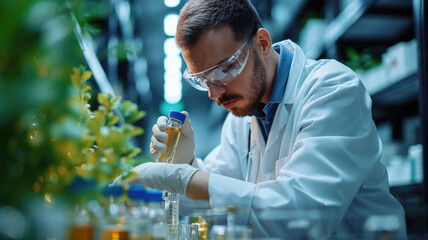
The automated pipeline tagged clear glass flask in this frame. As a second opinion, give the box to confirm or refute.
[158,111,186,163]
[68,203,94,240]
[157,111,186,240]
[127,185,151,240]
[189,215,208,240]
[100,185,129,240]
[145,189,168,240]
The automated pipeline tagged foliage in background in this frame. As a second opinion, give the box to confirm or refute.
[299,10,323,29]
[344,48,382,71]
[0,1,150,239]
[0,0,146,209]
[69,66,145,191]
[0,0,85,207]
[109,41,139,60]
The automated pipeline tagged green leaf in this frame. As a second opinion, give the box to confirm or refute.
[72,67,80,75]
[81,22,101,36]
[86,118,101,133]
[112,97,121,103]
[80,71,92,82]
[119,100,146,124]
[130,111,146,123]
[109,41,138,60]
[130,126,144,136]
[121,170,138,181]
[82,85,92,93]
[84,92,91,102]
[97,93,109,108]
[93,111,105,125]
[127,147,141,158]
[104,128,124,148]
[108,115,120,126]
[71,74,80,87]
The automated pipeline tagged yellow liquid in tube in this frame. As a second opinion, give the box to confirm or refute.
[129,236,153,240]
[68,225,94,240]
[158,127,181,163]
[101,229,129,240]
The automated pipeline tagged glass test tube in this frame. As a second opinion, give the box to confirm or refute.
[158,111,184,163]
[158,111,186,239]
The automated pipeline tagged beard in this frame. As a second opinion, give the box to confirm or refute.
[217,48,267,117]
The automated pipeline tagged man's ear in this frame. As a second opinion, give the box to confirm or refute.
[254,28,272,57]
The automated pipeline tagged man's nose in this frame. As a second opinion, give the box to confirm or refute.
[206,82,226,100]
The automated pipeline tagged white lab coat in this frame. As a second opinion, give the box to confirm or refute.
[192,40,406,239]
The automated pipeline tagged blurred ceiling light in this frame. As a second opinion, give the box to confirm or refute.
[163,11,182,105]
[164,81,182,104]
[164,55,182,72]
[164,14,179,36]
[164,71,182,84]
[164,68,182,104]
[164,0,180,8]
[165,81,182,92]
[164,37,180,55]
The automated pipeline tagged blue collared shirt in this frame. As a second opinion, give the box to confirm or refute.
[252,43,293,142]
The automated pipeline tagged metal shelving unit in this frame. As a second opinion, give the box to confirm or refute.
[413,0,428,234]
[371,73,419,105]
[278,0,427,235]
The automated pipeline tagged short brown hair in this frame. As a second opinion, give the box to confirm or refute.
[175,0,263,49]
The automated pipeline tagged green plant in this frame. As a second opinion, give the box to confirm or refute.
[70,66,146,187]
[0,0,147,208]
[0,0,86,207]
[0,1,149,239]
[344,48,382,71]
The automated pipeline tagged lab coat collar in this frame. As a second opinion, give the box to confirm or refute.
[268,40,306,137]
[251,40,306,156]
[274,40,307,105]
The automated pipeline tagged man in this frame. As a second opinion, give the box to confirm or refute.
[117,0,406,238]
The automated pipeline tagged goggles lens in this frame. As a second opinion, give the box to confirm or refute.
[183,34,253,91]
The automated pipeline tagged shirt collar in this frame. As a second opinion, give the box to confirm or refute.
[252,43,293,119]
[270,43,293,104]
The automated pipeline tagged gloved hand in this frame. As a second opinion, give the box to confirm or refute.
[112,162,198,197]
[150,111,195,164]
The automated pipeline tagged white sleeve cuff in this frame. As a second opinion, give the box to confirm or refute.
[191,157,207,171]
[208,173,256,223]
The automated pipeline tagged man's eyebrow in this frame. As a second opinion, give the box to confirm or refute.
[214,53,236,67]
[212,38,249,67]
[214,57,230,66]
[207,45,242,71]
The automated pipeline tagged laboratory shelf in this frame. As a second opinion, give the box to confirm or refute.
[280,0,311,39]
[370,74,419,125]
[325,0,413,45]
[304,0,415,59]
[271,0,325,44]
[390,183,423,195]
[371,73,419,105]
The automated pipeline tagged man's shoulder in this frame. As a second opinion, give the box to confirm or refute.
[287,58,364,106]
[304,59,360,87]
[306,58,354,75]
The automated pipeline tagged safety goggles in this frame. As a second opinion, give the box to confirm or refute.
[183,33,254,91]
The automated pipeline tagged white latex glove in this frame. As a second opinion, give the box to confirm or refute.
[112,162,198,196]
[150,111,195,164]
